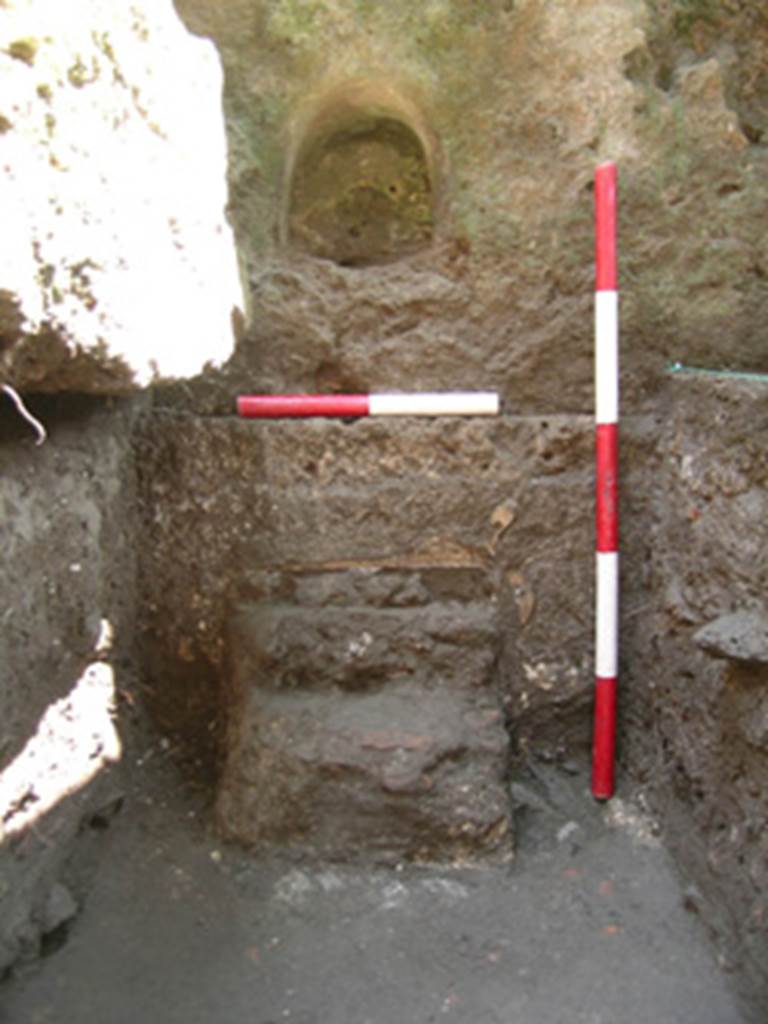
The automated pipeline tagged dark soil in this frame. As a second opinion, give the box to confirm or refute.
[0,745,749,1024]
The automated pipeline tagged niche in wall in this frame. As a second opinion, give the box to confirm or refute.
[287,86,436,267]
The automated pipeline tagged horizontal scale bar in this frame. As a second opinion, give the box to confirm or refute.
[237,392,500,419]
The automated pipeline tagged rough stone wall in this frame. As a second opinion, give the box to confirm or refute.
[172,0,768,417]
[135,405,594,860]
[143,0,768,942]
[0,397,138,972]
[1,0,768,1000]
[0,400,136,753]
[620,379,768,1006]
[131,0,768,1000]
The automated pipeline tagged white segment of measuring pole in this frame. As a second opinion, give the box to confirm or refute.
[595,551,619,678]
[368,392,499,417]
[595,291,619,425]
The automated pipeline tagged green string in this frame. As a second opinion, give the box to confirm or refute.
[666,362,768,383]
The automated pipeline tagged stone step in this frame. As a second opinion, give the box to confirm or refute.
[216,683,511,863]
[145,412,592,491]
[229,595,498,693]
[241,562,494,606]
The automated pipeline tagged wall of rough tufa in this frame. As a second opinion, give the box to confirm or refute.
[1,0,768,1009]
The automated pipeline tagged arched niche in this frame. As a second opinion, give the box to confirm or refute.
[284,81,437,267]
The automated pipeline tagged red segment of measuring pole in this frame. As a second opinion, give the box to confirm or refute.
[595,162,617,291]
[595,423,618,552]
[237,394,370,418]
[592,676,617,799]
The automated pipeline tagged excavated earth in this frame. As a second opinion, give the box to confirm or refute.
[0,742,751,1024]
[1,0,768,1021]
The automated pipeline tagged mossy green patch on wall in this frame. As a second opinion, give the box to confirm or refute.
[648,0,720,37]
[267,0,328,45]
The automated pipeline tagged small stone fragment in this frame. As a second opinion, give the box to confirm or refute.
[694,612,768,665]
[42,883,78,934]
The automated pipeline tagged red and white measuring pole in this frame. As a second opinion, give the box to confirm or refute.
[237,392,499,418]
[592,161,619,800]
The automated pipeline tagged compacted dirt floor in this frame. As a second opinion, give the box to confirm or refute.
[0,737,751,1024]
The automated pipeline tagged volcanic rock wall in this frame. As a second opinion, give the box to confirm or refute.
[621,378,768,1004]
[1,0,768,1002]
[135,403,594,862]
[0,397,137,972]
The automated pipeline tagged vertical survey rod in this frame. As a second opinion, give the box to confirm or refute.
[592,161,619,800]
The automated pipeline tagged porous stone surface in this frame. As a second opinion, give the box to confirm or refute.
[2,0,768,1009]
[135,410,595,777]
[0,0,242,393]
[619,380,768,1007]
[150,1,767,950]
[217,684,510,862]
[228,590,497,693]
[168,0,768,419]
[0,396,136,974]
[215,579,508,860]
[135,409,594,859]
